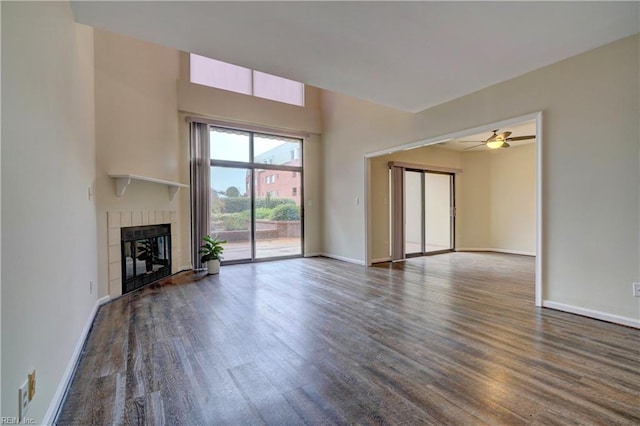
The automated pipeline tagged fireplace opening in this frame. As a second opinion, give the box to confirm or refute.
[121,224,171,294]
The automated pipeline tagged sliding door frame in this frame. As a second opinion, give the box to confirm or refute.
[426,171,456,255]
[389,162,461,261]
[403,168,456,259]
[209,127,305,265]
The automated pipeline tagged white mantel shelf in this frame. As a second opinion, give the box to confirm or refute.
[109,174,189,201]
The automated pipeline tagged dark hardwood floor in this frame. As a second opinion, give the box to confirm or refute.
[56,253,640,425]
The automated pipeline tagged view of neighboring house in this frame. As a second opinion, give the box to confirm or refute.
[251,143,302,203]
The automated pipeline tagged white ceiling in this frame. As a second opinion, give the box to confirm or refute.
[437,121,536,152]
[70,1,639,112]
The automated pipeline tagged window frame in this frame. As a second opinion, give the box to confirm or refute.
[190,53,305,107]
[209,125,304,264]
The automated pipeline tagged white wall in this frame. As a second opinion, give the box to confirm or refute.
[2,2,97,421]
[323,35,639,323]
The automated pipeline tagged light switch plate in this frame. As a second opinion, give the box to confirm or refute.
[18,380,29,418]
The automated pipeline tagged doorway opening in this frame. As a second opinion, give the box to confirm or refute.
[365,112,542,306]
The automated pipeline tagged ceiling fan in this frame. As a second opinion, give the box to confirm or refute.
[460,129,535,150]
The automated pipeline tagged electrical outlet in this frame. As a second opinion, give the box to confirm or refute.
[28,370,36,401]
[633,283,640,297]
[18,380,30,418]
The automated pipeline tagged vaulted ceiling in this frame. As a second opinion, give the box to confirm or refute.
[71,1,639,112]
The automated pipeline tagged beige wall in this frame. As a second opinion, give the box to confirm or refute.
[489,144,536,253]
[323,35,639,322]
[94,33,325,298]
[413,36,639,320]
[1,7,637,422]
[177,52,324,256]
[458,144,536,254]
[2,2,97,421]
[177,53,323,128]
[368,147,461,261]
[369,143,535,260]
[94,29,187,298]
[457,151,492,249]
[323,94,416,262]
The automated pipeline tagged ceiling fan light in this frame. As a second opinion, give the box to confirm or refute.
[486,140,505,149]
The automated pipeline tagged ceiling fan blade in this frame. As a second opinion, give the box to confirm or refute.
[458,141,484,143]
[464,144,485,150]
[488,131,511,142]
[502,142,510,148]
[506,135,536,141]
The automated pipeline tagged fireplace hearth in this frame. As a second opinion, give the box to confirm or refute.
[121,224,171,294]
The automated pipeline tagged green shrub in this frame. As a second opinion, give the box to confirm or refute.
[270,204,300,221]
[221,211,250,231]
[255,197,295,210]
[255,207,272,219]
[221,197,294,213]
[223,197,251,214]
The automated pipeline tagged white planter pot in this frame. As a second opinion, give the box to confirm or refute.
[206,259,220,275]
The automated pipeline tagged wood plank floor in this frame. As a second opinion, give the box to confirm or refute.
[56,253,640,425]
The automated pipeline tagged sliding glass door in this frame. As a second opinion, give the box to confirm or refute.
[425,173,453,253]
[405,171,423,255]
[404,170,454,257]
[210,166,253,262]
[209,127,303,263]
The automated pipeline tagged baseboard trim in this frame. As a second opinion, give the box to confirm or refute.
[42,295,110,424]
[318,252,366,266]
[371,257,392,264]
[304,252,323,258]
[456,248,536,256]
[543,300,640,329]
[177,265,192,273]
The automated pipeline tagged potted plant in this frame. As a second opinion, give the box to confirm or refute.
[199,235,226,274]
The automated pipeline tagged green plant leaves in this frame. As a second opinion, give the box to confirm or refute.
[200,235,227,263]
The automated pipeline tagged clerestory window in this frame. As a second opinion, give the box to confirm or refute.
[190,54,305,107]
